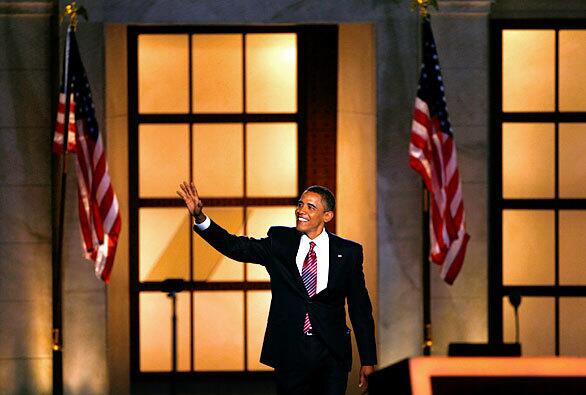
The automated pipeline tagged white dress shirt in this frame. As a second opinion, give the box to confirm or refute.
[296,229,329,294]
[195,216,330,293]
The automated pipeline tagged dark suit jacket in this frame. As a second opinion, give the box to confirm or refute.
[194,219,377,372]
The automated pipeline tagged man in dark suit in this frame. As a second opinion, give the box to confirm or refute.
[177,181,376,395]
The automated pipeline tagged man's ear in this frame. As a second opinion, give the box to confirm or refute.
[324,210,334,223]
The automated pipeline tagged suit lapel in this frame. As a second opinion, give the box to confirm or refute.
[326,232,342,291]
[282,231,307,294]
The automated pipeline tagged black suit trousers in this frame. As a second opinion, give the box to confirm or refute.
[275,334,348,395]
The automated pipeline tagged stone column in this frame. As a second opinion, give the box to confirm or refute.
[0,2,53,394]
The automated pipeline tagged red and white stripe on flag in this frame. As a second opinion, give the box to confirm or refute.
[74,116,121,283]
[409,97,470,285]
[53,27,121,283]
[53,92,77,154]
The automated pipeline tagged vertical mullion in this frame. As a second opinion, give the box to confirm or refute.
[554,28,560,356]
[242,32,249,372]
[188,33,195,372]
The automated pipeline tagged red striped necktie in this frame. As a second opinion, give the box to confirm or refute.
[302,241,317,333]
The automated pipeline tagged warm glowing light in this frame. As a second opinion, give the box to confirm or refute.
[139,208,189,281]
[247,291,273,371]
[559,211,586,284]
[409,357,586,395]
[138,34,189,113]
[502,123,554,198]
[559,123,586,198]
[194,292,244,371]
[139,124,189,198]
[559,30,586,111]
[139,292,191,372]
[246,33,297,113]
[193,34,243,113]
[502,30,555,112]
[502,210,554,285]
[193,124,243,197]
[246,123,298,197]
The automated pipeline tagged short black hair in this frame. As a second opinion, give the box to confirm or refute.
[304,185,335,211]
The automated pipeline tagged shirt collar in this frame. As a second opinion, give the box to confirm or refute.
[301,228,329,248]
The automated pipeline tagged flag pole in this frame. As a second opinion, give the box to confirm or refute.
[53,3,79,393]
[413,0,435,357]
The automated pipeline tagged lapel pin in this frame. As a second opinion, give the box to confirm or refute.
[337,254,342,258]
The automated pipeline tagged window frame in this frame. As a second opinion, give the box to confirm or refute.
[489,18,586,353]
[127,24,338,380]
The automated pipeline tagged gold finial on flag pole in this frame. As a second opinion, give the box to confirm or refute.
[412,0,438,17]
[60,1,88,30]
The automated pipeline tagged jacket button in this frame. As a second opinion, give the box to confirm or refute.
[307,301,313,305]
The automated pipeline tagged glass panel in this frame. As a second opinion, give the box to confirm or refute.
[559,123,586,198]
[503,296,554,355]
[246,123,298,197]
[140,208,189,282]
[138,34,188,113]
[194,291,244,371]
[193,124,243,197]
[502,30,555,112]
[559,211,586,285]
[247,291,272,371]
[194,207,244,282]
[192,34,243,113]
[560,297,586,356]
[140,292,190,371]
[246,206,296,281]
[246,33,297,113]
[503,210,554,285]
[559,30,586,111]
[139,124,189,198]
[502,123,554,198]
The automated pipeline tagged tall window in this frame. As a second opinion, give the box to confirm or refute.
[490,20,586,356]
[128,26,337,378]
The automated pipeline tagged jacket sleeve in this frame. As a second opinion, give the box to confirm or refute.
[347,245,378,366]
[193,219,271,265]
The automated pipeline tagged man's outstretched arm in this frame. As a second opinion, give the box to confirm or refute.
[177,181,271,265]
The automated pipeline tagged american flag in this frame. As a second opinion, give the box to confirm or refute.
[408,17,470,285]
[53,26,121,283]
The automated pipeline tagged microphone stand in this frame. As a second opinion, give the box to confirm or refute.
[162,279,186,395]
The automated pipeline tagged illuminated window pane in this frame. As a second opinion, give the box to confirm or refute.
[559,31,586,111]
[246,34,297,113]
[139,124,189,198]
[194,291,244,371]
[559,211,586,285]
[503,210,554,285]
[246,123,297,197]
[140,292,190,371]
[194,207,244,282]
[246,206,296,281]
[193,34,243,113]
[193,124,243,197]
[502,30,554,112]
[140,208,189,282]
[559,123,586,198]
[503,297,554,355]
[247,291,272,371]
[560,298,586,356]
[502,123,554,198]
[139,34,188,113]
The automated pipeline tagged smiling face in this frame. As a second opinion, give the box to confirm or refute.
[295,191,334,239]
